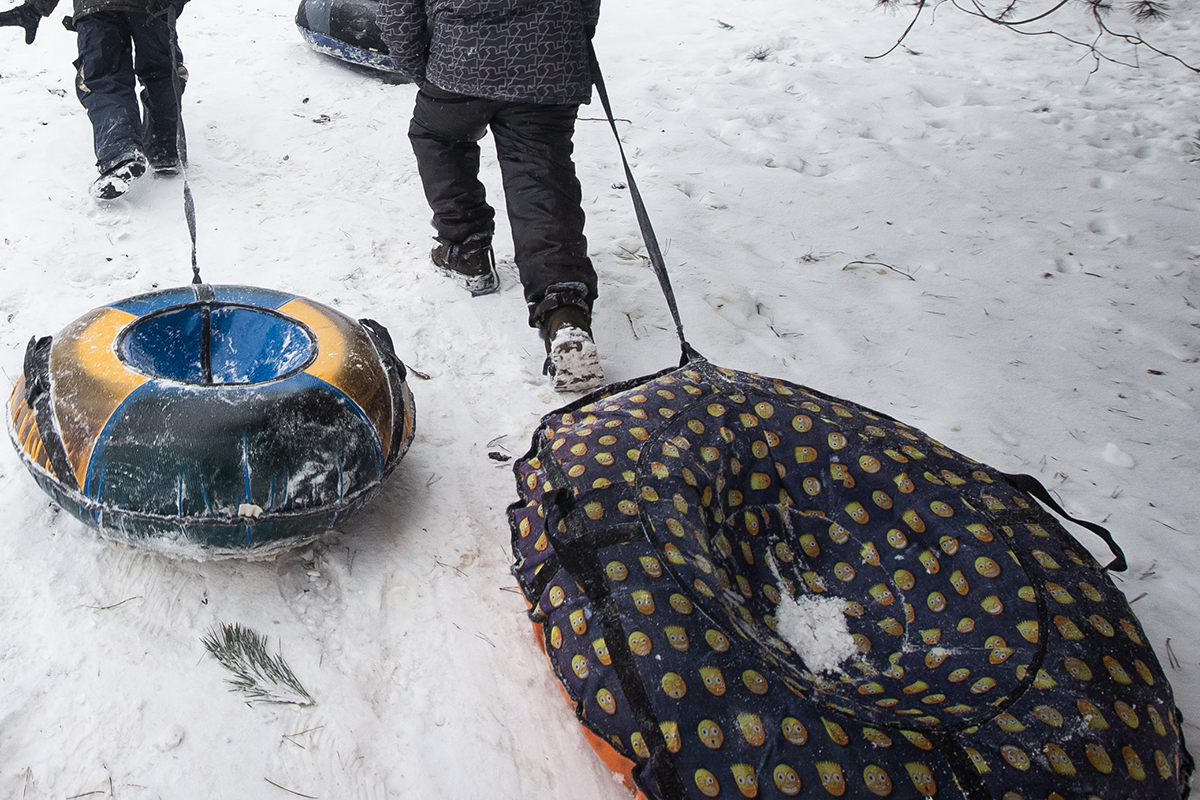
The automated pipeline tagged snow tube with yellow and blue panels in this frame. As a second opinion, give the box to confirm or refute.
[7,284,415,560]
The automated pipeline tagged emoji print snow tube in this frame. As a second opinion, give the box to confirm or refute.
[8,284,415,559]
[509,360,1192,800]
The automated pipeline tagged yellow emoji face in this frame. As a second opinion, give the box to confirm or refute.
[1090,614,1115,637]
[705,628,730,651]
[1000,745,1031,771]
[1114,701,1140,728]
[872,491,894,510]
[627,590,654,616]
[1016,620,1039,643]
[592,638,611,666]
[893,473,915,494]
[974,557,1001,578]
[664,625,690,652]
[548,585,565,607]
[980,595,1004,615]
[1031,549,1060,569]
[742,670,768,695]
[1085,743,1113,774]
[568,609,588,635]
[595,687,616,714]
[660,672,686,699]
[918,550,940,574]
[869,584,896,605]
[669,593,694,614]
[1104,655,1132,684]
[828,524,851,544]
[905,763,936,797]
[863,765,892,796]
[927,592,947,613]
[861,541,881,566]
[694,768,720,798]
[929,501,953,518]
[1077,700,1110,729]
[1044,743,1076,776]
[1123,746,1146,780]
[628,630,652,656]
[782,717,808,746]
[773,764,801,796]
[845,502,870,524]
[859,455,882,473]
[862,728,893,747]
[966,523,994,542]
[738,713,766,746]
[697,719,724,749]
[1155,750,1172,780]
[570,654,589,679]
[1054,615,1084,640]
[886,529,908,549]
[549,625,563,649]
[948,570,969,596]
[902,510,926,532]
[1148,706,1167,736]
[699,666,726,695]
[639,555,663,577]
[659,720,681,753]
[730,764,758,798]
[1033,705,1064,727]
[816,762,846,797]
[798,534,819,558]
[605,561,629,581]
[1045,582,1074,604]
[629,731,649,759]
[879,617,905,636]
[834,562,856,582]
[893,570,916,591]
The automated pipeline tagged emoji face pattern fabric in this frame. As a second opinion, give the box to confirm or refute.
[509,361,1192,800]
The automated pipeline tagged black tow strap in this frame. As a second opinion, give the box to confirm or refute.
[1001,472,1127,572]
[590,46,700,368]
[22,336,80,492]
[164,4,201,285]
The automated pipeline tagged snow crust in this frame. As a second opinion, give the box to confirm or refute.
[1,0,1198,796]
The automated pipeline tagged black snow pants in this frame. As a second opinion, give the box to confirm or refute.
[74,10,185,173]
[409,83,597,324]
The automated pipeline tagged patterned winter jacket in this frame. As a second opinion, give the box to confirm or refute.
[377,0,600,105]
[30,0,185,23]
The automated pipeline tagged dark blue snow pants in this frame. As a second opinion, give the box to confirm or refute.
[409,83,598,324]
[73,10,185,173]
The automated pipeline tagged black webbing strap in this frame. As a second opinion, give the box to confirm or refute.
[22,337,80,492]
[359,318,412,468]
[165,4,201,285]
[589,45,700,368]
[541,474,689,800]
[1001,471,1127,572]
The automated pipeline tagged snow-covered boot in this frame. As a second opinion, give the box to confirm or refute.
[90,153,149,201]
[541,304,604,393]
[431,234,499,296]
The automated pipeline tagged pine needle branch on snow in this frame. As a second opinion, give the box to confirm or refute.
[202,623,314,706]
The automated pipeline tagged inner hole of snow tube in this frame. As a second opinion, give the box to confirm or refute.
[120,303,316,385]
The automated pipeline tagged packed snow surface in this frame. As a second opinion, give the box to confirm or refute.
[1,0,1199,797]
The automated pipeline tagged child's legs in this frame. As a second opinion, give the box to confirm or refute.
[74,12,142,171]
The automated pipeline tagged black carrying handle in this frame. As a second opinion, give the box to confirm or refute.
[590,45,701,368]
[22,336,81,492]
[1002,471,1127,572]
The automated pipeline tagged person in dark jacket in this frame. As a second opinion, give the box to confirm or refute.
[1,0,187,200]
[377,0,605,393]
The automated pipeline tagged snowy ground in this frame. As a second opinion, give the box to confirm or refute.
[1,0,1198,796]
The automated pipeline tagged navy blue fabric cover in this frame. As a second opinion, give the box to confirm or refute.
[509,360,1192,800]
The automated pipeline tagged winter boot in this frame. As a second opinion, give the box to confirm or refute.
[431,235,499,297]
[90,153,149,201]
[541,303,604,393]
